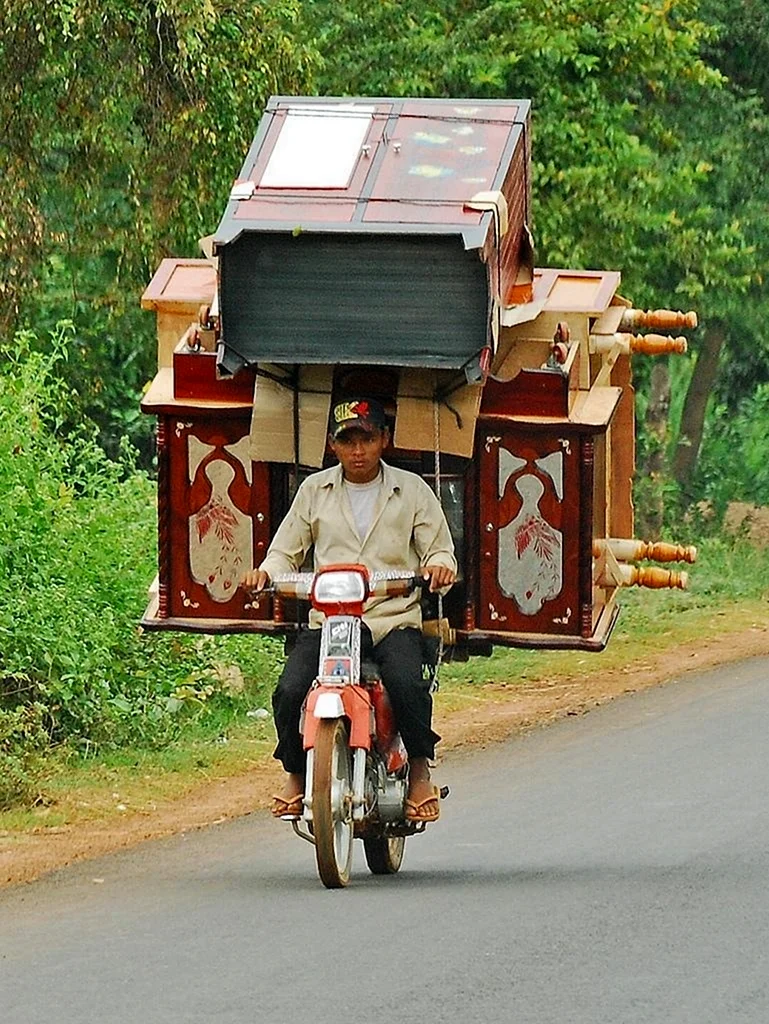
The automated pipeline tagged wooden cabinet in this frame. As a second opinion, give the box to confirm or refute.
[142,372,276,630]
[160,415,271,621]
[214,97,533,377]
[477,427,585,636]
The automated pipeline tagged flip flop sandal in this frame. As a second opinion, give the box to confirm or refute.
[271,793,304,819]
[404,785,440,823]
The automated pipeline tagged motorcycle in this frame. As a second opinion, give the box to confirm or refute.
[264,564,445,888]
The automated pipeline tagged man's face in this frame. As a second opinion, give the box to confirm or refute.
[329,427,390,483]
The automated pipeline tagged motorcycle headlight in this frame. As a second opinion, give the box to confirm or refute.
[312,570,368,606]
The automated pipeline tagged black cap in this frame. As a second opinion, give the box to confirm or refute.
[330,397,387,438]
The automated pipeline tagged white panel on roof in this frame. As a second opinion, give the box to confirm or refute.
[260,105,375,189]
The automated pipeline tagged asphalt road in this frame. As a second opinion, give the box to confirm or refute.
[2,656,769,1024]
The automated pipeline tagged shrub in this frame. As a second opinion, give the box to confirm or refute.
[0,325,283,793]
[0,704,49,810]
[693,383,769,515]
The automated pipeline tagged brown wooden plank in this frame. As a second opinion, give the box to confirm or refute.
[609,354,635,538]
[569,386,623,427]
[457,599,619,650]
[362,201,483,225]
[532,268,621,314]
[141,259,216,311]
[235,199,358,223]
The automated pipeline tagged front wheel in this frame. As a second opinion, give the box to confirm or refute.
[312,718,354,888]
[363,835,406,875]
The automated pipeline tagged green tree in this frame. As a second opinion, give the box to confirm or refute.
[306,0,769,504]
[0,1,318,453]
[306,0,718,271]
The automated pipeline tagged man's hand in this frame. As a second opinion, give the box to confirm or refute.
[241,568,270,593]
[422,564,457,592]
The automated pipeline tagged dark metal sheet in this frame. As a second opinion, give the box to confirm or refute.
[217,233,489,374]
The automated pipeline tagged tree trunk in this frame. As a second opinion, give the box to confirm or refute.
[672,322,726,494]
[639,361,671,539]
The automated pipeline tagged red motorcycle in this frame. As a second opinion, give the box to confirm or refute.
[267,565,444,888]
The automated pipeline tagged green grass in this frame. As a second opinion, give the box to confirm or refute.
[0,712,278,832]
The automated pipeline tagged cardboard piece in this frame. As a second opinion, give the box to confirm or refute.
[394,369,482,458]
[249,364,480,463]
[248,365,333,467]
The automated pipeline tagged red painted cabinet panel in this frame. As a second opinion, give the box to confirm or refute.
[478,428,588,636]
[158,415,271,620]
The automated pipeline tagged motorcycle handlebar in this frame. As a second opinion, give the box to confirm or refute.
[258,570,431,601]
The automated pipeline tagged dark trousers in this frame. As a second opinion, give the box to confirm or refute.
[272,625,441,775]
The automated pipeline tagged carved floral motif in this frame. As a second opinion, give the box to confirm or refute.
[497,445,565,616]
[189,460,253,602]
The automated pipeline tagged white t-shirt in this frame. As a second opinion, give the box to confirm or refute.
[344,472,383,540]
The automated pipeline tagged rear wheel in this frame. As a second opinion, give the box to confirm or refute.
[363,835,406,875]
[312,718,354,888]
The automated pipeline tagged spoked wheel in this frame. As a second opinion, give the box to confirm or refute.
[363,835,406,875]
[312,718,354,888]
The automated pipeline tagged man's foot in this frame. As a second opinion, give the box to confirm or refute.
[271,772,304,819]
[271,793,304,819]
[405,781,440,823]
[405,759,440,822]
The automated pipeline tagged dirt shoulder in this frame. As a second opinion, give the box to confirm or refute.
[2,620,768,888]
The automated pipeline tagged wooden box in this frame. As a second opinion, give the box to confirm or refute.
[173,344,256,403]
[141,259,216,368]
[213,96,532,377]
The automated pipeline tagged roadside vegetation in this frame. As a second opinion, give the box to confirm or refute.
[0,324,766,821]
[1,2,768,818]
[0,325,283,810]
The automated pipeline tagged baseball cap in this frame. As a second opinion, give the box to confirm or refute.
[330,397,387,439]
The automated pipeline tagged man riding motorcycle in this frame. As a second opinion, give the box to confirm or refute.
[241,397,457,823]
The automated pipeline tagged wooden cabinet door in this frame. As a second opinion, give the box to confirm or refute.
[160,416,271,620]
[478,429,583,635]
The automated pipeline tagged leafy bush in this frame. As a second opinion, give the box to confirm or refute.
[691,383,769,515]
[0,704,49,809]
[0,325,283,800]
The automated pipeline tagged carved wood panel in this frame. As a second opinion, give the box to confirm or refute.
[478,428,584,635]
[160,415,271,619]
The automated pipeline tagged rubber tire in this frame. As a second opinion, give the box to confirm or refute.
[312,718,354,888]
[363,835,406,875]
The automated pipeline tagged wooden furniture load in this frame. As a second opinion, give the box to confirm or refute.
[213,97,533,379]
[140,97,696,654]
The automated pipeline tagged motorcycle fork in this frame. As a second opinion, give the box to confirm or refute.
[302,614,371,823]
[301,739,367,824]
[351,747,367,821]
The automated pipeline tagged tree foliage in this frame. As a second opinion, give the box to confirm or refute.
[5,0,769,492]
[0,1,318,453]
[306,0,769,503]
[0,324,283,804]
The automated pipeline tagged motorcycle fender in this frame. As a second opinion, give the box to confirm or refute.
[313,693,345,718]
[343,685,374,750]
[303,685,373,751]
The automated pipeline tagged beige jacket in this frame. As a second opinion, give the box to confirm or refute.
[259,461,457,644]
